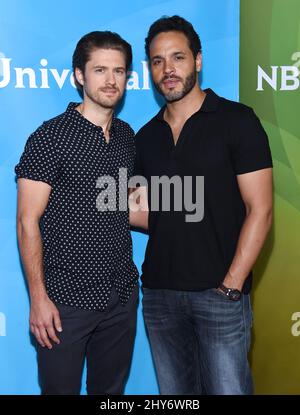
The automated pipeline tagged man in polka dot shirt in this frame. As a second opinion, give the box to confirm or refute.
[15,31,139,395]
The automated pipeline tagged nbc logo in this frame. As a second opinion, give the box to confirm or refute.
[257,51,300,91]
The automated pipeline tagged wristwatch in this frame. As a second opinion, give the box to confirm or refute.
[218,284,242,301]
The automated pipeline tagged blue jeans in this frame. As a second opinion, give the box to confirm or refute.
[142,287,253,395]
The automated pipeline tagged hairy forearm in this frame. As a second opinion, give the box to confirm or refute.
[17,218,47,301]
[224,208,273,290]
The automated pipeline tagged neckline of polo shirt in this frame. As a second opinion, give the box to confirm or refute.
[67,102,117,134]
[155,88,220,123]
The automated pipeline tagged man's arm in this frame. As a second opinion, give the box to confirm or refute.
[128,186,149,230]
[222,168,273,290]
[17,178,62,349]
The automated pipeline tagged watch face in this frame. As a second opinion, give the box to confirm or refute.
[229,290,241,301]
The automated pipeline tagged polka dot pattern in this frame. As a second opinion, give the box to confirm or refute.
[15,102,139,310]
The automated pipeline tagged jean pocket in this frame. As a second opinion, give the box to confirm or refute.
[142,287,163,300]
[210,288,241,302]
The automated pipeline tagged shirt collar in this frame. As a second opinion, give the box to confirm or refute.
[155,88,220,121]
[66,102,117,132]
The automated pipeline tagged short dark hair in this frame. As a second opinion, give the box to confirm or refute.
[145,15,202,59]
[72,31,132,92]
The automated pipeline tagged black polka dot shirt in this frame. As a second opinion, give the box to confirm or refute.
[15,103,139,310]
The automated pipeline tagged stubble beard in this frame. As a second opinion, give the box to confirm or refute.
[155,69,197,103]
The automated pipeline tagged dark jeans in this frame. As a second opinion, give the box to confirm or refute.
[37,285,139,395]
[142,287,253,395]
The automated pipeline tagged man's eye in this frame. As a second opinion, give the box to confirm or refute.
[152,60,161,66]
[95,68,104,72]
[175,56,184,60]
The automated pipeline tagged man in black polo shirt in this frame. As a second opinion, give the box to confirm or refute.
[133,16,273,394]
[15,31,139,395]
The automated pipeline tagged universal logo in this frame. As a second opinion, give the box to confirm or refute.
[257,51,300,91]
[0,312,6,337]
[0,54,150,90]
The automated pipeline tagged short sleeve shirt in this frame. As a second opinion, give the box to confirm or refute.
[134,89,273,293]
[15,103,139,310]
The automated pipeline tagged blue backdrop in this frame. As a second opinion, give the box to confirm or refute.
[0,0,239,394]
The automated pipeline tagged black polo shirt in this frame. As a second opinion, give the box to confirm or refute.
[134,88,272,293]
[15,103,139,310]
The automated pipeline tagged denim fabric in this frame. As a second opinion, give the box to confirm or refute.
[142,287,253,395]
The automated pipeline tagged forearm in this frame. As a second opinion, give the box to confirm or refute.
[128,186,149,230]
[17,218,48,301]
[224,208,273,290]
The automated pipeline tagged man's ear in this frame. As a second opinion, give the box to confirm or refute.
[74,67,84,86]
[195,52,202,73]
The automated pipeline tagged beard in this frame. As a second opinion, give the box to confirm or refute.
[154,68,197,103]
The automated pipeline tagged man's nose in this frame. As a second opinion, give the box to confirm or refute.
[106,71,116,85]
[163,59,175,75]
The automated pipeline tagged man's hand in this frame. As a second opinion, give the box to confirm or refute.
[129,186,149,230]
[17,178,62,350]
[30,296,62,349]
